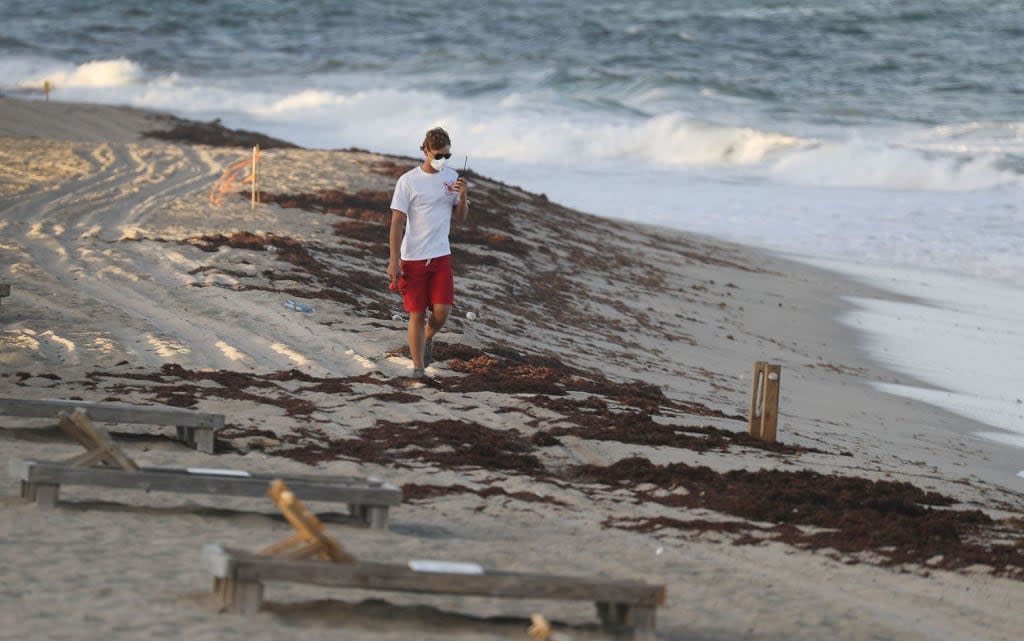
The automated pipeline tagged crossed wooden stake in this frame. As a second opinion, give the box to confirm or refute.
[57,409,138,470]
[260,479,356,563]
[212,479,356,609]
[19,408,140,503]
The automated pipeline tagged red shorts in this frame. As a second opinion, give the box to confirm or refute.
[398,254,454,313]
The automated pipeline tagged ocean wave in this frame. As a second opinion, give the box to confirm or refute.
[899,122,1024,155]
[14,57,143,90]
[620,114,805,166]
[0,34,37,51]
[5,55,1019,195]
[770,139,1022,191]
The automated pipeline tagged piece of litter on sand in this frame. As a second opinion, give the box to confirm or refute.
[285,299,314,313]
[391,313,403,321]
[408,560,483,574]
[656,546,664,555]
[186,468,251,477]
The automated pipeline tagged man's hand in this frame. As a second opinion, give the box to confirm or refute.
[453,177,468,200]
[387,259,401,290]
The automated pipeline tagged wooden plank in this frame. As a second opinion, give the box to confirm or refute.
[205,546,665,606]
[0,398,225,429]
[203,545,663,637]
[13,461,402,506]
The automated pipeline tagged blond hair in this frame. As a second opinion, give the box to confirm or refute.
[421,127,451,152]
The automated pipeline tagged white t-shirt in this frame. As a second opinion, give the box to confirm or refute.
[390,166,460,261]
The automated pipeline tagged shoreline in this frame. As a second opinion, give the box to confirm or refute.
[789,253,1024,484]
[3,95,1024,640]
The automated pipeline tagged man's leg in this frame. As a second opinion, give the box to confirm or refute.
[401,259,430,375]
[423,304,450,368]
[408,311,426,370]
[423,256,454,369]
[426,304,451,341]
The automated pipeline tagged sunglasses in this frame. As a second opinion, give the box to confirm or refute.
[432,152,453,159]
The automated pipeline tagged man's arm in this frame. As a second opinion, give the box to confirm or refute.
[387,209,406,286]
[452,178,469,224]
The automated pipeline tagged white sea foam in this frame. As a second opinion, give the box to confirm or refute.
[258,89,346,114]
[770,138,1020,191]
[14,57,143,89]
[897,122,1024,155]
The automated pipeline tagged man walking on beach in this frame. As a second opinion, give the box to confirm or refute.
[388,127,469,378]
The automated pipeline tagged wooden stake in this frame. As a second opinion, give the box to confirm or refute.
[262,479,356,563]
[250,145,259,210]
[748,362,781,443]
[528,613,552,641]
[58,409,139,470]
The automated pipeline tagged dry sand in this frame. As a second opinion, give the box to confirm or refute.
[1,96,1023,641]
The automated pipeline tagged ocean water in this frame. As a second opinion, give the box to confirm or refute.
[2,1,1022,454]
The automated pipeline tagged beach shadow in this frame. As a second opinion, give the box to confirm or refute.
[387,521,460,540]
[50,499,279,520]
[0,423,65,443]
[47,498,363,526]
[263,598,610,639]
[0,422,187,447]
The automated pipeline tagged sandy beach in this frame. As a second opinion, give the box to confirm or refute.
[2,96,1023,641]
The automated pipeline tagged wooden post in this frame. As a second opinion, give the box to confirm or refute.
[214,577,264,614]
[748,362,781,443]
[250,145,260,210]
[364,505,389,529]
[43,80,51,101]
[24,482,60,508]
[234,579,264,614]
[629,605,657,640]
[192,427,216,454]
